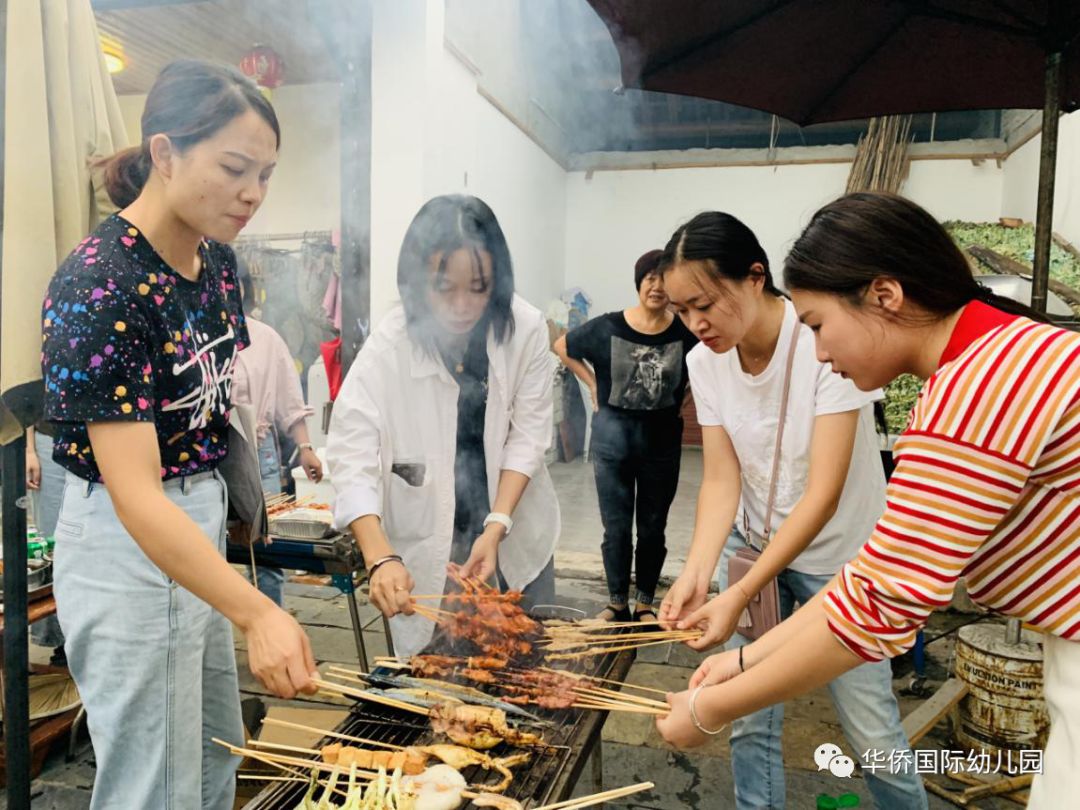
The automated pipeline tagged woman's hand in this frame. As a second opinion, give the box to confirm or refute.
[299,447,323,482]
[25,445,41,491]
[689,648,744,689]
[679,587,748,651]
[659,573,709,630]
[655,689,709,750]
[368,559,415,618]
[589,383,600,412]
[459,525,502,582]
[242,603,318,699]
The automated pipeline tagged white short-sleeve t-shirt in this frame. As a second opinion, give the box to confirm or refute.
[687,299,887,575]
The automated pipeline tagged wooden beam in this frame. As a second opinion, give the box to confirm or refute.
[901,678,967,746]
[967,245,1080,309]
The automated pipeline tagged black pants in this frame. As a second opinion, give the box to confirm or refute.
[591,415,681,607]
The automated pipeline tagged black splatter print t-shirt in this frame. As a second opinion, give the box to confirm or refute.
[41,214,249,482]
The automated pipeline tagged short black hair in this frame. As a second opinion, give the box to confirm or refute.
[397,195,515,352]
[634,249,664,290]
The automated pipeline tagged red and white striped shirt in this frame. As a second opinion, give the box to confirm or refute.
[825,302,1080,661]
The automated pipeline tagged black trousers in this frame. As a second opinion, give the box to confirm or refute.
[591,414,682,606]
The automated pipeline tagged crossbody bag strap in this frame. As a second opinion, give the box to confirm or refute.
[761,315,802,544]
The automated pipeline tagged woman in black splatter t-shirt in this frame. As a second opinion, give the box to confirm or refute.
[40,60,315,809]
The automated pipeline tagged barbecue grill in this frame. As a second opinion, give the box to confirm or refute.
[242,640,636,808]
[226,532,387,669]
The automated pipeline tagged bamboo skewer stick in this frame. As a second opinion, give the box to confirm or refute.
[530,781,655,810]
[572,686,669,710]
[539,630,701,646]
[570,701,668,716]
[261,717,404,749]
[547,636,695,659]
[248,739,326,757]
[539,667,671,697]
[310,677,429,715]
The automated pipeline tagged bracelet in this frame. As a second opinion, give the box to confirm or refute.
[483,512,513,537]
[297,442,314,452]
[689,685,728,736]
[739,645,746,672]
[367,554,403,578]
[734,580,752,605]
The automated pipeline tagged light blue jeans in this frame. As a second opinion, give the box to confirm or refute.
[718,529,928,810]
[248,431,285,606]
[30,430,65,648]
[53,470,244,810]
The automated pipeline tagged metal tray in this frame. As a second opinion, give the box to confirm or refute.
[266,518,336,541]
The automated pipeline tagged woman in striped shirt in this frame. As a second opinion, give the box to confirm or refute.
[656,193,1080,808]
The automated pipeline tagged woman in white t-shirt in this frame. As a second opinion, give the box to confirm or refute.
[657,212,926,810]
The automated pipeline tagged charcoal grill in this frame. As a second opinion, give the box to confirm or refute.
[243,638,636,808]
[226,532,384,670]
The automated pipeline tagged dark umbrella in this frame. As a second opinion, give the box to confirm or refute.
[586,0,1080,312]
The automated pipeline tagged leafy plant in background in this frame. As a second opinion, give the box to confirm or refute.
[882,373,924,436]
[877,220,1080,435]
[944,220,1080,291]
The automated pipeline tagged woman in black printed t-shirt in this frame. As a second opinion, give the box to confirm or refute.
[41,61,315,809]
[554,250,697,623]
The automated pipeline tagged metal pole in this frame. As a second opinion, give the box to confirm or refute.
[1,441,31,809]
[1004,618,1022,646]
[0,0,34,804]
[1032,48,1062,314]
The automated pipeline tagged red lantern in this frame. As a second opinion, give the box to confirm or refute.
[240,45,285,90]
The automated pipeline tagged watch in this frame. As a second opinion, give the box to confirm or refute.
[483,512,514,537]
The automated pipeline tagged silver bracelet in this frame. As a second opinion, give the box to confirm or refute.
[689,685,728,736]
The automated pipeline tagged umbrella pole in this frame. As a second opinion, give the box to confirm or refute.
[1032,48,1063,314]
[0,0,34,801]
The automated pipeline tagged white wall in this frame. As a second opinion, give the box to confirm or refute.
[117,83,342,238]
[564,158,1005,316]
[370,0,567,323]
[1001,112,1080,246]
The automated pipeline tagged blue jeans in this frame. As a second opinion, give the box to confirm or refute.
[30,431,65,648]
[248,431,285,606]
[53,470,244,810]
[718,530,928,810]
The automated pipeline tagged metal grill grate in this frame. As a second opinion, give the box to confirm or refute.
[244,635,635,808]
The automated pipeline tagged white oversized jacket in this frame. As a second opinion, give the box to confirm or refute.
[326,295,560,656]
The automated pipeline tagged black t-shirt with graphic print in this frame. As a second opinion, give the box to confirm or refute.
[41,214,249,483]
[565,311,697,446]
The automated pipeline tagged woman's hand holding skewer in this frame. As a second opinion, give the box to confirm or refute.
[459,524,503,582]
[243,603,318,699]
[658,572,708,630]
[655,688,712,749]
[677,587,747,651]
[368,558,415,618]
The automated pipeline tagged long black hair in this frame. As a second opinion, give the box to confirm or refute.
[660,211,781,296]
[784,192,1050,323]
[397,195,515,352]
[101,59,281,209]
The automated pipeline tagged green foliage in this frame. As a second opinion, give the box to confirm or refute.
[882,373,923,435]
[944,221,1080,290]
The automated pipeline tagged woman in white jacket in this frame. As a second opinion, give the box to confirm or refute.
[327,195,559,656]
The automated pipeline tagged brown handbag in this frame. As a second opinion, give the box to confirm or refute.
[727,317,800,640]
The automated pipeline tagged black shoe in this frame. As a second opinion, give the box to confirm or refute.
[595,604,632,622]
[633,606,659,624]
[49,645,67,668]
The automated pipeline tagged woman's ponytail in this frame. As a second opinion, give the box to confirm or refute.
[99,146,150,209]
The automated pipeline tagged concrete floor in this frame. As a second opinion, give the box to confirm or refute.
[18,452,1023,809]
